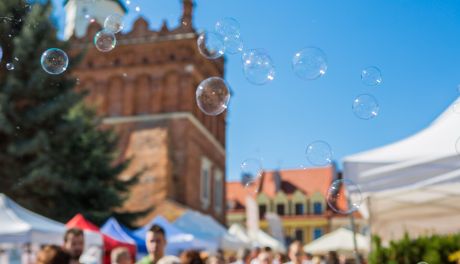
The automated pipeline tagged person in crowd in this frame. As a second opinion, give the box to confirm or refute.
[231,248,251,264]
[285,241,306,264]
[111,247,132,264]
[304,253,313,264]
[137,224,167,264]
[63,228,85,264]
[326,251,339,264]
[249,247,261,264]
[274,252,286,264]
[158,255,181,264]
[257,251,273,264]
[206,252,225,264]
[228,254,237,264]
[37,245,71,264]
[312,256,325,264]
[180,250,204,264]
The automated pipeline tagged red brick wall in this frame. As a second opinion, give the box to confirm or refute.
[70,18,227,225]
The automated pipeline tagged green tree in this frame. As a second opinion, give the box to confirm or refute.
[369,233,460,264]
[0,0,143,225]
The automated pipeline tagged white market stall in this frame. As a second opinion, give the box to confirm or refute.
[0,194,67,263]
[173,210,247,252]
[228,223,286,253]
[303,228,369,254]
[343,97,460,241]
[0,193,66,244]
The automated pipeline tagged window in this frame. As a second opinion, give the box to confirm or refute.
[200,157,211,209]
[313,228,323,240]
[259,204,267,219]
[295,203,304,215]
[276,204,285,215]
[214,169,223,213]
[313,202,322,215]
[295,229,304,243]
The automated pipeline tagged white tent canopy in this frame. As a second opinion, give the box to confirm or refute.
[228,224,286,253]
[358,182,460,241]
[343,98,460,240]
[173,210,247,252]
[303,228,369,254]
[344,98,460,193]
[0,194,66,244]
[135,215,217,255]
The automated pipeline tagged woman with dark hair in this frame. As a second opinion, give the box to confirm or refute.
[180,250,205,264]
[36,245,71,264]
[326,251,339,264]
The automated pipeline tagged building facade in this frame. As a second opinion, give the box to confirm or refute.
[227,167,365,245]
[67,0,227,225]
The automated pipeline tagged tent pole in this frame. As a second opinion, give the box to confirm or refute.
[348,196,361,264]
[367,196,373,254]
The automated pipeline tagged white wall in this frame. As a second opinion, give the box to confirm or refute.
[64,0,125,40]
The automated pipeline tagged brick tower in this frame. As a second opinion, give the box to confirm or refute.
[68,0,227,224]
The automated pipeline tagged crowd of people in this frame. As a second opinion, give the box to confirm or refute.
[34,224,365,264]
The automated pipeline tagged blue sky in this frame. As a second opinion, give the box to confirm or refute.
[52,0,460,181]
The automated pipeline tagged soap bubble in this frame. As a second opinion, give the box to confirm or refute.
[40,48,69,75]
[94,30,116,52]
[6,62,14,71]
[292,47,328,80]
[327,179,362,214]
[306,140,333,166]
[223,35,243,55]
[361,66,382,86]
[215,17,240,39]
[196,77,230,116]
[352,94,379,120]
[197,32,225,59]
[241,158,263,193]
[244,176,262,194]
[104,14,124,33]
[242,49,275,85]
[241,158,263,179]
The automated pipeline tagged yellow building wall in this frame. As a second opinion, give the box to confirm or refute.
[291,190,308,215]
[260,217,328,244]
[227,211,245,226]
[256,193,271,212]
[273,191,288,214]
[228,190,332,245]
[310,191,326,214]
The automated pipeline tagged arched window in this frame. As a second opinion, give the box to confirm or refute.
[295,203,304,215]
[313,202,322,215]
[200,157,211,209]
[276,203,285,215]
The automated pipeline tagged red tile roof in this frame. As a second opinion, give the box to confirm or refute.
[227,166,335,208]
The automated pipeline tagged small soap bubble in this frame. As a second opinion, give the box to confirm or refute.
[40,48,69,75]
[6,63,15,71]
[94,30,117,52]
